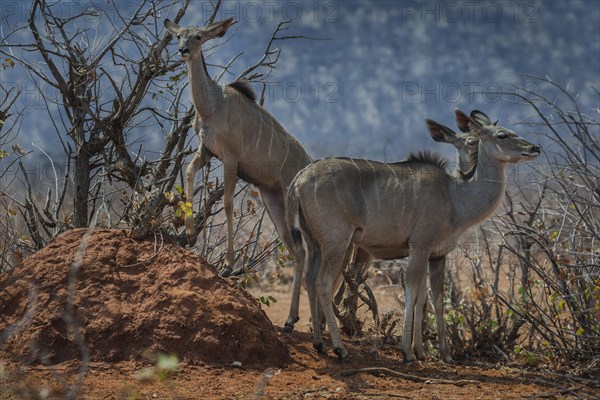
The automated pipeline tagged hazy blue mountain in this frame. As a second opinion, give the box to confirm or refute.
[1,0,598,163]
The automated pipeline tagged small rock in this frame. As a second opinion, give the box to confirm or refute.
[231,361,242,368]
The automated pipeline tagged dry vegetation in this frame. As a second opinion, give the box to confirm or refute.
[0,0,598,398]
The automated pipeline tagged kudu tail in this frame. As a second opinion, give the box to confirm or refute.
[285,182,303,247]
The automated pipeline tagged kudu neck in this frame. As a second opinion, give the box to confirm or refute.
[187,51,221,120]
[453,146,507,227]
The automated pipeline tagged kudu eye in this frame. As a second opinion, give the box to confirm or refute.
[497,131,508,139]
[176,34,181,39]
[195,35,202,40]
[467,138,478,146]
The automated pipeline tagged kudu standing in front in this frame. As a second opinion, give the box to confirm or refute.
[164,18,312,275]
[286,110,540,362]
[283,115,480,334]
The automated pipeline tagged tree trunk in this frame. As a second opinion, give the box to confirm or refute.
[73,145,91,228]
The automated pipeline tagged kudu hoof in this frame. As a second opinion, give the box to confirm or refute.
[442,355,454,364]
[313,342,327,355]
[282,324,294,334]
[186,235,198,247]
[219,267,233,278]
[402,353,418,365]
[333,347,349,361]
[184,224,197,245]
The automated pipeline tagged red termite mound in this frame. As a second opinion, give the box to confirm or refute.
[0,229,289,367]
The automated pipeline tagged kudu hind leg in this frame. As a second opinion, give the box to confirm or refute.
[304,237,326,354]
[283,247,306,333]
[220,157,239,275]
[312,240,352,359]
[284,244,305,332]
[259,189,306,333]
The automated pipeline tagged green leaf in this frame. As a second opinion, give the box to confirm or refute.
[259,296,276,307]
[175,185,183,194]
[156,353,179,371]
[575,327,585,336]
[134,367,155,382]
[276,255,286,269]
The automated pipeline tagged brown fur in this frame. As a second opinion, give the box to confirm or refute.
[404,150,450,171]
[227,80,256,102]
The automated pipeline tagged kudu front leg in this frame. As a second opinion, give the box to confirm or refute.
[220,157,238,277]
[429,256,452,363]
[185,146,212,240]
[401,246,430,363]
[411,272,428,361]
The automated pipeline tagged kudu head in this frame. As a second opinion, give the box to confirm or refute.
[164,17,236,61]
[454,109,541,164]
[426,117,479,178]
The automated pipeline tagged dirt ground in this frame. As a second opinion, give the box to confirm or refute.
[1,229,598,399]
[6,337,596,400]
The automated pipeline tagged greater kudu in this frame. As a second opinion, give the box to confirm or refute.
[282,116,480,334]
[286,110,540,361]
[164,18,312,275]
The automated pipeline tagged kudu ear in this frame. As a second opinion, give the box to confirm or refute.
[203,16,236,38]
[470,110,493,127]
[426,119,457,143]
[454,109,471,133]
[164,19,181,34]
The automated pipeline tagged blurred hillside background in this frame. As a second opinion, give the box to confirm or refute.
[1,0,598,162]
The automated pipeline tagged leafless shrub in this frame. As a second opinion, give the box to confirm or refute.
[443,77,599,366]
[334,252,379,337]
[0,0,306,273]
[0,0,307,396]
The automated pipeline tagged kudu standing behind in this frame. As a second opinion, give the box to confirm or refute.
[164,18,312,275]
[286,110,540,362]
[283,115,480,334]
